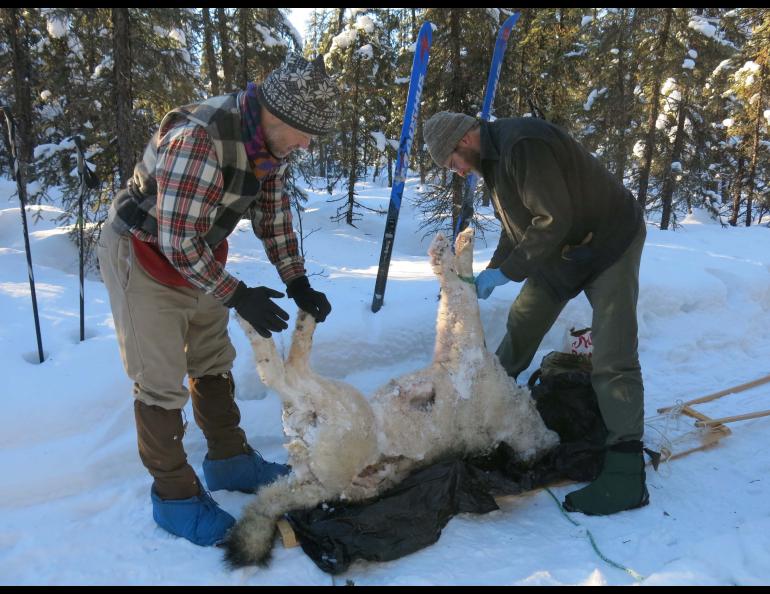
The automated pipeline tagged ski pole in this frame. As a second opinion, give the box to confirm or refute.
[0,105,45,363]
[70,135,99,342]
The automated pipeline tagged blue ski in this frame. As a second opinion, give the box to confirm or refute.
[372,21,433,313]
[454,12,520,241]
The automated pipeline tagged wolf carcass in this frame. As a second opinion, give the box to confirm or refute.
[225,227,558,566]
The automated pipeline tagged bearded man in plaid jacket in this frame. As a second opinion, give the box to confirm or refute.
[98,55,338,547]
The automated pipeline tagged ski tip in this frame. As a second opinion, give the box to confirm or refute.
[418,22,433,53]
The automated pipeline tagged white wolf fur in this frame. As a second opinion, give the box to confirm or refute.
[224,228,559,567]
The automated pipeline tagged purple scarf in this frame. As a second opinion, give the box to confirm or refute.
[241,82,282,178]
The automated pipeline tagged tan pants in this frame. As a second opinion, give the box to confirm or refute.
[97,223,236,410]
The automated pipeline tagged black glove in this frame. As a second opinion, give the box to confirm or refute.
[226,281,289,338]
[286,276,332,323]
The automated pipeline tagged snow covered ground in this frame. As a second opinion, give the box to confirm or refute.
[1,174,770,585]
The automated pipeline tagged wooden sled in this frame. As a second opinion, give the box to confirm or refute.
[654,372,770,461]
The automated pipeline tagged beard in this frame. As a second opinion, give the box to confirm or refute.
[455,146,481,175]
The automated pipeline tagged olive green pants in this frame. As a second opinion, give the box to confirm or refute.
[496,224,646,444]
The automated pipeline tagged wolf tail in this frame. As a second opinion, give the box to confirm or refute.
[223,477,332,567]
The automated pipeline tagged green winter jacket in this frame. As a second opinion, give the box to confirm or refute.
[480,118,643,302]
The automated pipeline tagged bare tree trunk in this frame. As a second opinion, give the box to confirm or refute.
[322,8,347,54]
[728,154,745,227]
[82,8,100,75]
[4,8,34,168]
[611,9,629,182]
[743,61,766,227]
[217,8,235,92]
[319,142,327,178]
[238,8,249,89]
[482,184,491,207]
[335,9,346,41]
[516,9,533,115]
[449,9,464,232]
[720,177,730,210]
[317,7,347,184]
[112,8,134,187]
[660,89,689,230]
[416,120,426,186]
[346,57,361,225]
[637,8,673,209]
[549,9,565,124]
[612,8,641,183]
[202,9,220,96]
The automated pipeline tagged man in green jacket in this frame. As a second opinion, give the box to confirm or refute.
[423,111,648,516]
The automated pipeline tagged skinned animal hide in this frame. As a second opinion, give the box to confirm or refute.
[224,227,559,567]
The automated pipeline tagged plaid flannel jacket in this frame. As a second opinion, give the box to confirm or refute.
[107,92,305,303]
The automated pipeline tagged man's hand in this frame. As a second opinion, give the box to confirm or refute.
[475,268,511,300]
[561,232,594,263]
[226,281,289,338]
[286,276,332,322]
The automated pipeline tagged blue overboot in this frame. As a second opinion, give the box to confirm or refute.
[151,487,235,546]
[203,447,290,493]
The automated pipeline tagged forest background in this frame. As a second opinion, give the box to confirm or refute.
[1,8,768,264]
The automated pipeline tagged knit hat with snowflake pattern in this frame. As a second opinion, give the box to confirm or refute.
[256,54,339,136]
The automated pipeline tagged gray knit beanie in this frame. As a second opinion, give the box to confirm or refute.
[257,54,339,136]
[423,112,478,167]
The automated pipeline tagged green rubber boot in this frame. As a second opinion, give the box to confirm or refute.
[563,442,649,516]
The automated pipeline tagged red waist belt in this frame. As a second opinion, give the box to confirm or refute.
[130,235,228,289]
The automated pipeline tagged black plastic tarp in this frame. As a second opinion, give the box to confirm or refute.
[286,355,607,574]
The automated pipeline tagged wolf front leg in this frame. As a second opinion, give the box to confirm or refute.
[285,310,315,377]
[430,228,487,366]
[235,313,288,393]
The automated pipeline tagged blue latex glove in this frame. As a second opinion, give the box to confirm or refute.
[475,268,510,300]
